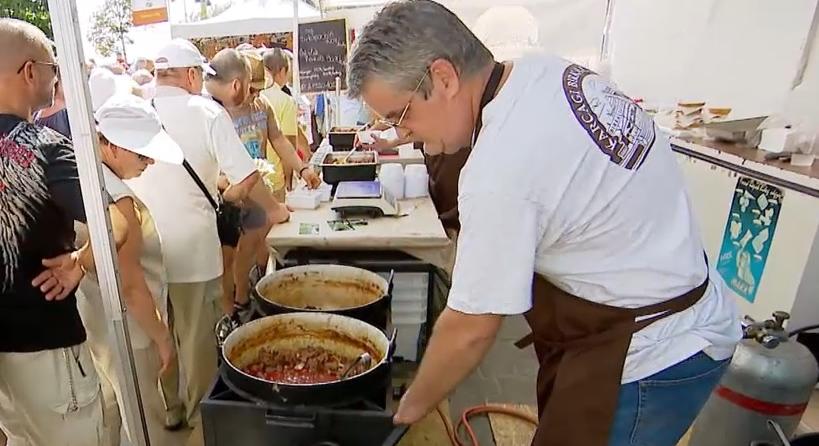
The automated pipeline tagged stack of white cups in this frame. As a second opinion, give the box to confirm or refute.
[378,163,405,199]
[404,164,429,198]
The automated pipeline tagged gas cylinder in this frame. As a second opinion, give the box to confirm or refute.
[689,311,819,446]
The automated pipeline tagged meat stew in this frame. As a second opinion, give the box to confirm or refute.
[241,345,370,384]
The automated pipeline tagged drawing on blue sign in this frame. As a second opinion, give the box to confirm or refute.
[716,176,784,303]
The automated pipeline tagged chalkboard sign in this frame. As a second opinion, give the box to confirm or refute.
[298,19,349,94]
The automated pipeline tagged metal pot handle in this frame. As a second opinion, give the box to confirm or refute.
[387,328,398,361]
[264,411,317,429]
[214,313,241,348]
[387,269,395,297]
[382,424,410,446]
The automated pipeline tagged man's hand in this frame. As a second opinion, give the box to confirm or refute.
[32,251,84,301]
[394,390,433,425]
[155,329,177,375]
[363,136,398,153]
[301,168,321,189]
[391,309,503,426]
[217,174,230,192]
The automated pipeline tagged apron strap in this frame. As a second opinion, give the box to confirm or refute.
[472,61,506,145]
[517,270,710,350]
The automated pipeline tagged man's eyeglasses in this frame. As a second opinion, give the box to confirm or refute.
[17,60,59,75]
[377,69,429,128]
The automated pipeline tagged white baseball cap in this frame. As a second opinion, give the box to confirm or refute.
[89,68,118,111]
[95,94,184,165]
[154,39,215,75]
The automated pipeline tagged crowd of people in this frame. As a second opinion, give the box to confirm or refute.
[0,17,319,446]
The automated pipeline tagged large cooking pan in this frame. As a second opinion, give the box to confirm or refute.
[218,312,396,407]
[254,265,393,329]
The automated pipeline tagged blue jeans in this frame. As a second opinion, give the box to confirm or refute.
[608,351,730,446]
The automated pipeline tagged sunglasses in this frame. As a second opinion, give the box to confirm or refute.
[376,69,429,129]
[17,60,58,76]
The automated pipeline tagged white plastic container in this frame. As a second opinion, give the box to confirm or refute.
[286,189,322,210]
[379,272,429,360]
[392,299,427,316]
[317,182,333,202]
[398,144,416,158]
[404,164,429,198]
[759,128,799,153]
[394,322,424,361]
[378,163,405,200]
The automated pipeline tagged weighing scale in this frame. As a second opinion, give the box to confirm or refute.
[331,181,400,218]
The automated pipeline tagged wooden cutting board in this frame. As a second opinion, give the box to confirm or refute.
[488,403,538,446]
[399,400,452,445]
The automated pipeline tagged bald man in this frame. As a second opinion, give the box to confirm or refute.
[205,48,319,318]
[0,18,105,446]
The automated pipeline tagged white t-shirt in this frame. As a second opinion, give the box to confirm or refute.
[126,85,256,283]
[447,55,741,383]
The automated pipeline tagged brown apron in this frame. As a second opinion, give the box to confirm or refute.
[423,147,471,233]
[435,60,712,445]
[520,275,708,445]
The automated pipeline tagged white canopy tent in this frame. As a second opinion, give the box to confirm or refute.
[439,0,608,68]
[606,0,819,120]
[170,0,321,39]
[321,0,608,66]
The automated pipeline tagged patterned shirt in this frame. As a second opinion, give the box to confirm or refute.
[0,115,86,352]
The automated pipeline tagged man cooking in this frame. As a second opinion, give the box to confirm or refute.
[347,1,741,445]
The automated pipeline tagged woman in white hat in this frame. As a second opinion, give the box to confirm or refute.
[77,94,187,446]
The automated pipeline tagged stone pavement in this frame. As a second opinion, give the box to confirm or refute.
[449,315,539,445]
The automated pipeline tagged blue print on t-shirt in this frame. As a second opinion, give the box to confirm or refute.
[244,139,263,159]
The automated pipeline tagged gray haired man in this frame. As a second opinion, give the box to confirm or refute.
[348,1,739,445]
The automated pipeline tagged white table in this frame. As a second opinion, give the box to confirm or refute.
[266,197,452,270]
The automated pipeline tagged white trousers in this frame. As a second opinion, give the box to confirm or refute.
[0,345,104,446]
[76,287,186,446]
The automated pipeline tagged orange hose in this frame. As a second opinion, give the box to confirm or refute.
[436,404,539,446]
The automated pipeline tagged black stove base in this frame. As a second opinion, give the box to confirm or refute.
[201,376,408,446]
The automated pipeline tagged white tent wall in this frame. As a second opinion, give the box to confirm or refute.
[784,10,819,133]
[322,5,385,35]
[322,0,608,66]
[439,0,608,67]
[170,0,320,39]
[607,0,819,119]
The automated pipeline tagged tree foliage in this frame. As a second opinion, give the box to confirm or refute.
[186,0,233,23]
[0,0,52,38]
[88,0,133,58]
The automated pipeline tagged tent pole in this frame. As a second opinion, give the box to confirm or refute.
[292,0,301,99]
[599,0,616,65]
[47,1,150,445]
[335,76,342,127]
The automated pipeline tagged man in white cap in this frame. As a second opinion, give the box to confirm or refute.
[89,67,119,112]
[89,66,141,112]
[78,94,188,446]
[126,38,288,434]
